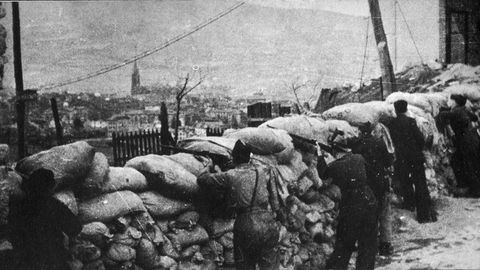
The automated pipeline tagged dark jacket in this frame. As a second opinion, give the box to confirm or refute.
[351,134,394,196]
[322,152,377,209]
[437,106,478,145]
[8,195,81,269]
[387,114,425,162]
[197,163,280,213]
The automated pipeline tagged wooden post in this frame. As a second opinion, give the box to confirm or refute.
[368,0,396,95]
[12,2,26,159]
[160,102,170,153]
[50,98,63,145]
[379,77,384,101]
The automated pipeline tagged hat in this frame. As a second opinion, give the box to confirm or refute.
[394,100,408,114]
[358,121,373,134]
[232,140,251,163]
[21,168,55,195]
[450,94,467,106]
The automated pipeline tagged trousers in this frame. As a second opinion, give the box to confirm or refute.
[233,209,280,270]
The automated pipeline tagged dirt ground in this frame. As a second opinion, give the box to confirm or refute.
[375,196,480,270]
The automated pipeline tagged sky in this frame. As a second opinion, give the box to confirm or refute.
[0,0,438,99]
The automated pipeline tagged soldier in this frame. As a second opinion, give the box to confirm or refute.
[197,140,281,270]
[321,143,378,270]
[7,168,81,270]
[387,100,437,223]
[350,122,395,256]
[437,94,480,197]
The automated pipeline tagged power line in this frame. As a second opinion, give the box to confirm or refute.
[395,0,424,64]
[39,2,245,91]
[359,17,370,87]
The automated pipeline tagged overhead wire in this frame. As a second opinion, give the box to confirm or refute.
[359,17,370,88]
[38,1,245,91]
[395,0,424,64]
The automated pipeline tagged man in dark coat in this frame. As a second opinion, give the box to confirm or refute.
[198,140,281,270]
[7,168,81,270]
[387,100,437,223]
[437,94,480,197]
[350,122,395,256]
[321,144,378,270]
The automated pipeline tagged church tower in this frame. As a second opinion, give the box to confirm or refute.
[131,61,141,95]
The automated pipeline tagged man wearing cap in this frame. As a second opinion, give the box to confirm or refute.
[350,122,395,256]
[321,143,378,270]
[7,168,81,269]
[437,94,480,197]
[197,140,281,270]
[387,100,437,223]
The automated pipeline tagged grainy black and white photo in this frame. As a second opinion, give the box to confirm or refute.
[0,1,479,269]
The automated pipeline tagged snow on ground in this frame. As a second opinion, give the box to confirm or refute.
[376,196,480,270]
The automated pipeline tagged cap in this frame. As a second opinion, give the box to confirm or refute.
[450,94,467,106]
[394,100,408,114]
[232,140,251,163]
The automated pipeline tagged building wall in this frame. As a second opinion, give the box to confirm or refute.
[439,0,480,65]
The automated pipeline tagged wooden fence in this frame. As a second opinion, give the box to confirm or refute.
[112,129,165,166]
[206,127,225,136]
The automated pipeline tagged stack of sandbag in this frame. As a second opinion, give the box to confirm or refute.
[1,135,343,270]
[322,94,452,197]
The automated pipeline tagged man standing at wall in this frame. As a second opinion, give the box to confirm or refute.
[387,100,437,223]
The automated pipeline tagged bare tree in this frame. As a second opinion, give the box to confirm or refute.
[287,78,323,114]
[174,71,204,143]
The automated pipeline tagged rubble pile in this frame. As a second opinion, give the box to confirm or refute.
[2,123,344,270]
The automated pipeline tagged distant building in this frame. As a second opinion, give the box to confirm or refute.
[247,102,272,127]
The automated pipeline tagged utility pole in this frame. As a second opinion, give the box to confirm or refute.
[368,0,396,95]
[12,2,26,158]
[394,1,397,71]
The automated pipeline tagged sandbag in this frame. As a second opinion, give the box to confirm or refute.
[177,136,237,157]
[175,211,200,230]
[0,170,23,201]
[325,119,360,142]
[111,226,142,247]
[136,238,175,269]
[288,151,309,181]
[167,225,209,248]
[160,235,180,259]
[139,191,193,218]
[218,232,234,249]
[180,245,201,259]
[53,189,78,215]
[224,127,292,155]
[261,115,331,145]
[166,153,213,177]
[386,92,433,113]
[143,224,166,246]
[443,84,480,101]
[81,152,109,196]
[15,141,95,190]
[125,154,199,198]
[106,243,136,262]
[130,211,156,230]
[322,103,380,126]
[71,240,102,262]
[102,167,148,193]
[79,222,112,248]
[78,191,146,223]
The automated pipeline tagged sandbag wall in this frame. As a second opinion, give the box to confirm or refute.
[4,137,340,270]
[322,90,455,197]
